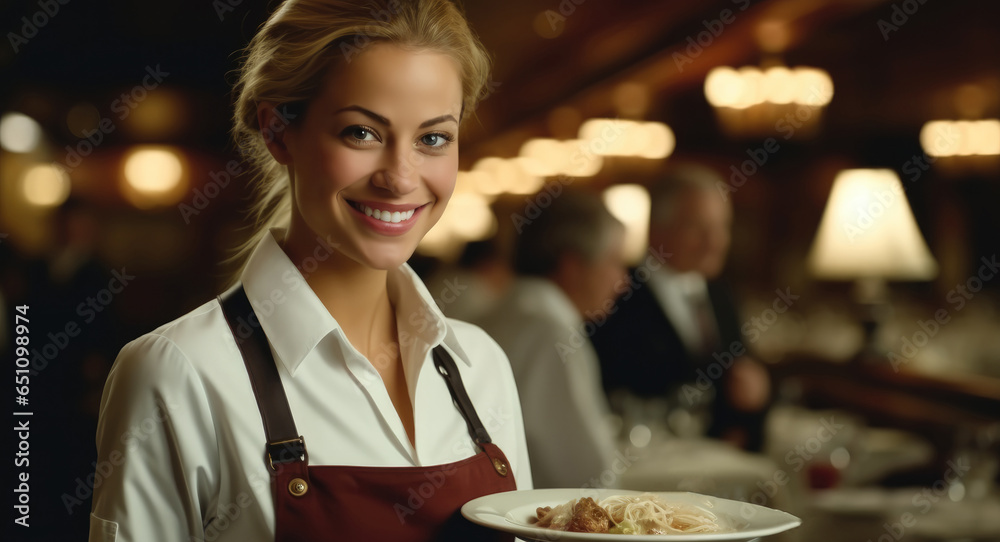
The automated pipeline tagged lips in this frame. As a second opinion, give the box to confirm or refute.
[346,199,427,234]
[356,203,414,223]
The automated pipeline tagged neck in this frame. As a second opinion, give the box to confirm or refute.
[280,223,394,354]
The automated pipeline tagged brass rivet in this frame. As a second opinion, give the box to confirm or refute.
[288,478,308,497]
[492,457,508,477]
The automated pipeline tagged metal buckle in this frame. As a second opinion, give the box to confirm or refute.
[267,437,307,471]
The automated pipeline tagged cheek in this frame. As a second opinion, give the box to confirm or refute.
[422,157,458,200]
[324,147,377,189]
[297,146,373,198]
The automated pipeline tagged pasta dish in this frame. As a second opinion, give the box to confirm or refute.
[534,493,727,535]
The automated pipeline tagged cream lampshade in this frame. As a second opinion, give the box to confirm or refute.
[808,168,937,283]
[807,169,938,357]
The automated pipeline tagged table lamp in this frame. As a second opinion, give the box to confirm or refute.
[806,169,938,360]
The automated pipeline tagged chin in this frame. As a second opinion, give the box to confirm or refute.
[352,242,421,270]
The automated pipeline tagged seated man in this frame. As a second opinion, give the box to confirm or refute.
[590,164,771,450]
[478,189,626,488]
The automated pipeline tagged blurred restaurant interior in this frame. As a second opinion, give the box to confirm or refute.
[2,0,999,540]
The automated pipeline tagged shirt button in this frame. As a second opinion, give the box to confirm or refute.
[288,478,308,497]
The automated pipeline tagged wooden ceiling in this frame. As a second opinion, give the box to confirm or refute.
[3,0,997,170]
[458,0,1000,164]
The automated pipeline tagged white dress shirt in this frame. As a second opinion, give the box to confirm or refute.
[477,278,618,489]
[647,266,716,354]
[89,229,532,542]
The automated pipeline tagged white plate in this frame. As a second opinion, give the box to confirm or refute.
[462,488,801,541]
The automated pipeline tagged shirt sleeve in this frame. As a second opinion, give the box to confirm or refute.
[515,320,618,489]
[89,333,219,542]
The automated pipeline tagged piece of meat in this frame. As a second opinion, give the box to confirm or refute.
[535,500,574,530]
[567,497,611,533]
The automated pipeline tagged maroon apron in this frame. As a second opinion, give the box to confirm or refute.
[219,285,516,541]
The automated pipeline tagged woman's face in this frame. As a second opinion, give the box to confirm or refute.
[279,43,463,270]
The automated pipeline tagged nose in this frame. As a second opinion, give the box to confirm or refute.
[372,144,419,196]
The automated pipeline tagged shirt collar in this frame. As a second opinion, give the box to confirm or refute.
[653,264,708,298]
[240,229,470,376]
[387,261,472,366]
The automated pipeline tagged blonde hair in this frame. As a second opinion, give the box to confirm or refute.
[229,0,491,275]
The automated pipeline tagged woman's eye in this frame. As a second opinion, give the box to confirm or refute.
[342,125,379,143]
[420,133,452,148]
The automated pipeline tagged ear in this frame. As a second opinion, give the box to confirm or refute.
[257,101,294,164]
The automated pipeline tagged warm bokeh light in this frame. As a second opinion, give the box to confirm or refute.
[518,138,565,176]
[518,138,603,177]
[506,162,546,194]
[417,218,453,258]
[448,192,494,241]
[120,146,188,208]
[419,190,495,258]
[460,169,500,197]
[0,112,43,153]
[123,147,183,193]
[795,68,834,106]
[636,122,675,159]
[920,119,1000,157]
[472,156,544,195]
[704,67,745,108]
[577,119,675,159]
[968,120,1000,155]
[561,139,604,176]
[21,163,71,207]
[579,118,627,156]
[705,66,834,108]
[471,157,508,182]
[602,184,650,264]
[735,67,764,109]
[807,169,937,280]
[761,66,797,105]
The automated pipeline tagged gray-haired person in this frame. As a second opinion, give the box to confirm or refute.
[590,163,771,451]
[479,188,627,489]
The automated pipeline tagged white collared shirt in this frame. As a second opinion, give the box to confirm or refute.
[478,278,618,490]
[89,229,532,542]
[647,266,715,354]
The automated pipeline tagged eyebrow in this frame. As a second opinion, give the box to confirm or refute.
[334,105,457,129]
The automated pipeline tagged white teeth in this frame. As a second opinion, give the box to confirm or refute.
[359,204,417,223]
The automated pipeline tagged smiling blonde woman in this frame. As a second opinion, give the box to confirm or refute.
[89,2,531,541]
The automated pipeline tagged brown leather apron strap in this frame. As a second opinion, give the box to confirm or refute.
[432,347,493,446]
[218,284,307,471]
[219,282,497,469]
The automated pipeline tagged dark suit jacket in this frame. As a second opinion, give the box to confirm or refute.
[589,272,767,450]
